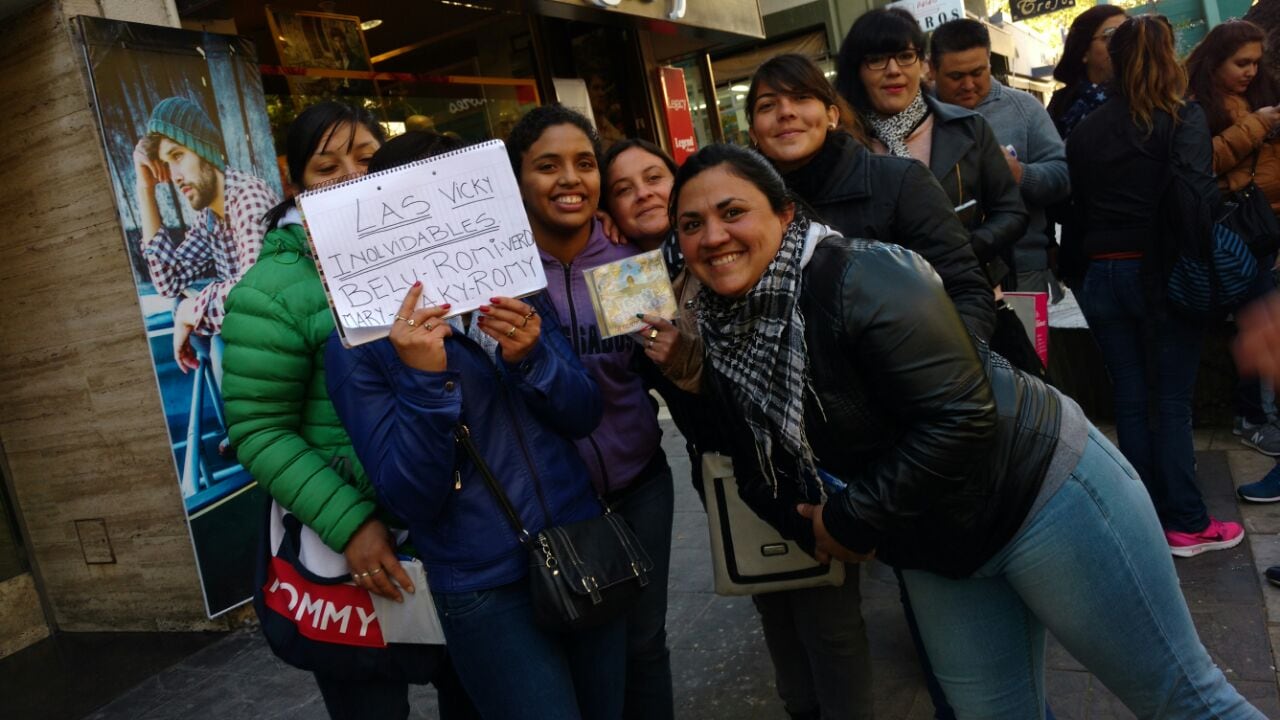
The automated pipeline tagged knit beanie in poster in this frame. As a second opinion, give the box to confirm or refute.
[146,96,226,172]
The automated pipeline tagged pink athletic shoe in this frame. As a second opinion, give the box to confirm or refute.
[1165,518,1245,558]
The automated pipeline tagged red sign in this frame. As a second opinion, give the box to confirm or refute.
[263,556,386,647]
[658,66,698,165]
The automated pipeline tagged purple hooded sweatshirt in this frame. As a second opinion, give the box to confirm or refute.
[539,221,662,495]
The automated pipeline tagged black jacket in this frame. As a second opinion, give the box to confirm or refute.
[1063,100,1219,282]
[783,133,996,341]
[707,236,1061,578]
[923,95,1029,287]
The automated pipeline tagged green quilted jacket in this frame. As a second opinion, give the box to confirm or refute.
[222,222,375,552]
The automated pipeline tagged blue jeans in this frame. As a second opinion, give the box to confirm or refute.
[902,428,1261,720]
[610,464,675,720]
[1080,259,1208,533]
[433,580,626,720]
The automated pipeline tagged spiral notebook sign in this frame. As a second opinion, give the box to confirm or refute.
[298,139,546,346]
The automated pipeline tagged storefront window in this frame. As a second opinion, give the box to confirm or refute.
[673,59,715,148]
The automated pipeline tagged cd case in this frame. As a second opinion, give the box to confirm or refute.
[583,250,678,338]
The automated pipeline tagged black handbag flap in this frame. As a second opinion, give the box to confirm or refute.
[539,513,654,596]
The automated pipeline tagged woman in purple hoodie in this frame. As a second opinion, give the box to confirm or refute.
[507,106,675,720]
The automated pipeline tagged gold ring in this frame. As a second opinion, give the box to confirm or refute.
[506,326,517,338]
[522,309,536,327]
[424,323,436,331]
[367,568,382,577]
[394,315,409,323]
[406,318,416,327]
[648,328,659,340]
[354,571,370,578]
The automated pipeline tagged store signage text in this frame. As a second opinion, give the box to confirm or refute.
[1009,0,1074,21]
[887,0,963,31]
[659,66,698,165]
[591,0,688,20]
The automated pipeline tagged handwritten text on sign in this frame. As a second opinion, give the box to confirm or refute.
[299,140,545,338]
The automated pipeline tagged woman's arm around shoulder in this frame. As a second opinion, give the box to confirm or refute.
[222,283,375,552]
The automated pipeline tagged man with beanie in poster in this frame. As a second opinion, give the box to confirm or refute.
[132,96,279,376]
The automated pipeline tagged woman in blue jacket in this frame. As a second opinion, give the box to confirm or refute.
[326,132,625,720]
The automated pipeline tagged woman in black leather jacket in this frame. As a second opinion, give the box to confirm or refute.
[672,142,1260,720]
[748,53,994,342]
[834,8,1027,289]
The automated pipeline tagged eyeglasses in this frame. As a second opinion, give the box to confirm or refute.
[1093,26,1117,42]
[864,49,920,71]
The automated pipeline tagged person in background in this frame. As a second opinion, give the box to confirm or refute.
[1046,5,1129,140]
[326,129,625,720]
[931,19,1070,297]
[507,106,675,720]
[834,7,1027,290]
[675,139,1264,720]
[221,105,476,719]
[1186,20,1280,469]
[1067,16,1246,558]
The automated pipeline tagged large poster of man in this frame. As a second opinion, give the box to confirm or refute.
[78,16,283,616]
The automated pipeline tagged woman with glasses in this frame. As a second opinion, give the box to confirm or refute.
[1068,16,1246,558]
[834,7,1027,290]
[1046,5,1128,140]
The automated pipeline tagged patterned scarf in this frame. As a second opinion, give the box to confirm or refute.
[867,91,929,158]
[1059,81,1110,139]
[696,214,821,493]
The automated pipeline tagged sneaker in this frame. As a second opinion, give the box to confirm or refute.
[1235,416,1264,437]
[1266,566,1280,588]
[1239,464,1280,503]
[1242,422,1280,456]
[1165,518,1245,558]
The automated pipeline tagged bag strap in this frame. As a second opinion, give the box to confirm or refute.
[454,424,532,544]
[1249,146,1262,180]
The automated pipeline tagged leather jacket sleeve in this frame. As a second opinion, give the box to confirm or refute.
[816,243,999,555]
[893,161,996,341]
[969,118,1030,272]
[498,292,603,439]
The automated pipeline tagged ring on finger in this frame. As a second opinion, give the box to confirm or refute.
[648,328,659,340]
[506,326,517,338]
[406,318,416,327]
[354,571,370,578]
[367,567,382,577]
[647,338,654,349]
[521,309,536,327]
[394,315,409,323]
[424,322,436,331]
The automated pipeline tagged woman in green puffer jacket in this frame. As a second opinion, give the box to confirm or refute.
[221,102,475,720]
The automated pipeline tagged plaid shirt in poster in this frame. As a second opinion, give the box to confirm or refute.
[141,168,280,335]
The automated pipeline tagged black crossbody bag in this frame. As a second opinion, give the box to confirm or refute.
[454,424,654,632]
[1220,148,1280,259]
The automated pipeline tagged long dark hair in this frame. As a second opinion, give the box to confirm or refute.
[1110,16,1186,133]
[1055,5,1127,88]
[368,131,465,174]
[670,144,792,228]
[1187,20,1280,134]
[746,54,865,144]
[600,138,677,215]
[262,101,385,228]
[834,8,927,115]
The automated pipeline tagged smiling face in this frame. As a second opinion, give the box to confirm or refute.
[676,165,794,298]
[301,121,381,189]
[748,83,839,172]
[606,146,675,246]
[933,46,992,110]
[858,46,924,115]
[1216,41,1264,96]
[518,123,600,237]
[1085,14,1127,84]
[158,137,221,211]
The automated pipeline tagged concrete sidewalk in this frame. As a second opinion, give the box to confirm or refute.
[75,422,1280,719]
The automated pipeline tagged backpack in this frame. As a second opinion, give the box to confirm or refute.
[1155,111,1258,322]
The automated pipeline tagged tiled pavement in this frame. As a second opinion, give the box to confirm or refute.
[67,423,1280,718]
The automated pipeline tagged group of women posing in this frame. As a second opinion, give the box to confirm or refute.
[218,7,1270,720]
